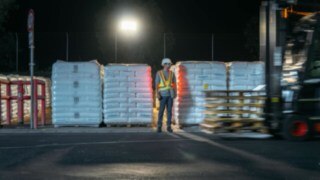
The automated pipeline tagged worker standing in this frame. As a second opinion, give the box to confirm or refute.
[155,58,177,133]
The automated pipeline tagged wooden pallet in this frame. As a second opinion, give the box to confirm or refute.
[204,103,264,108]
[205,96,266,100]
[53,124,100,128]
[106,123,152,128]
[201,121,268,133]
[204,110,264,115]
[202,90,266,133]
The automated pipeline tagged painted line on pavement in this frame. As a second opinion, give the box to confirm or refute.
[167,132,182,139]
[177,132,308,178]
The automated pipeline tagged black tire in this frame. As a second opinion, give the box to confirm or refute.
[283,115,311,141]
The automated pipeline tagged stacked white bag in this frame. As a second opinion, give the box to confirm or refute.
[0,75,8,124]
[228,62,265,119]
[103,64,153,124]
[281,49,305,86]
[229,61,265,90]
[52,60,102,127]
[174,61,227,125]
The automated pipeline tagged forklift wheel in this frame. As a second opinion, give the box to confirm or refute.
[283,115,311,141]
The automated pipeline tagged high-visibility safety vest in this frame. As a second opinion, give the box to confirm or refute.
[158,70,174,91]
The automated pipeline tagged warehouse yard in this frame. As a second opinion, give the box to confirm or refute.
[1,60,266,133]
[0,131,319,179]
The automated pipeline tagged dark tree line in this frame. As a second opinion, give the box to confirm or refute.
[0,0,17,72]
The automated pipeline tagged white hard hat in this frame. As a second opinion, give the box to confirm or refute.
[161,58,172,66]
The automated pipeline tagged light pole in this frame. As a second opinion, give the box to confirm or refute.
[115,31,117,63]
[163,33,166,58]
[114,18,139,63]
[66,32,69,61]
[211,33,214,61]
[15,32,19,73]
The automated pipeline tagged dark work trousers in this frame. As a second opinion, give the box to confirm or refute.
[157,96,173,128]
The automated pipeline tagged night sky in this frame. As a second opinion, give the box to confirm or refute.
[5,0,261,73]
[10,0,260,33]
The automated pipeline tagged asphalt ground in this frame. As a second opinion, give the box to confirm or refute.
[0,127,319,180]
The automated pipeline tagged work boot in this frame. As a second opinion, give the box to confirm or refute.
[167,126,173,133]
[157,127,162,133]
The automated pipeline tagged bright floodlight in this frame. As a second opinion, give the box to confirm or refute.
[119,19,138,32]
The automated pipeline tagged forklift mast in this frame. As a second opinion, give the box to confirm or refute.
[260,1,286,133]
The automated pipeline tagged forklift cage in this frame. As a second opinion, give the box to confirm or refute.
[0,79,46,127]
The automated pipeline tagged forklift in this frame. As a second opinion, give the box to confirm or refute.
[261,0,320,140]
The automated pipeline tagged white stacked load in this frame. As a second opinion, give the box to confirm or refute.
[229,61,265,90]
[0,75,8,124]
[52,60,102,127]
[0,75,51,124]
[103,64,153,124]
[174,61,227,125]
[281,49,306,86]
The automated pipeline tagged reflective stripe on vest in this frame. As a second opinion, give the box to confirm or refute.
[158,70,173,91]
